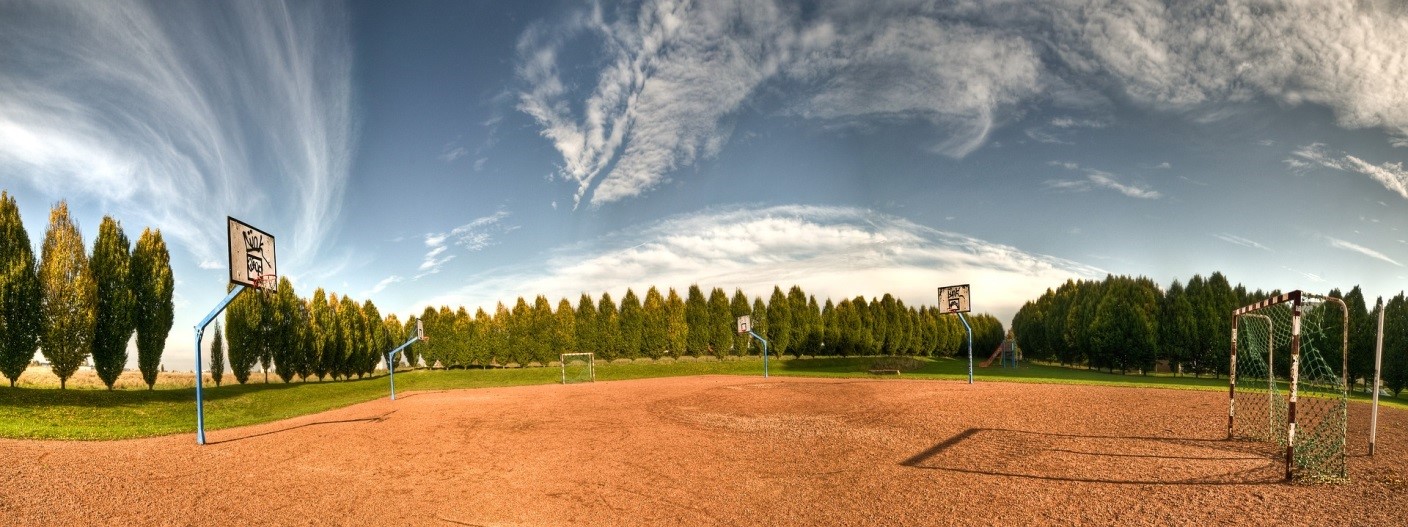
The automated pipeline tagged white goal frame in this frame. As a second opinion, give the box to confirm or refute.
[561,352,595,384]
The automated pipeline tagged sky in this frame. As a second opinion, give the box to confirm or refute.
[2,0,1406,372]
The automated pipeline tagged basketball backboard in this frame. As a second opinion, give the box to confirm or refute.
[416,319,425,341]
[227,216,276,292]
[737,315,751,334]
[937,284,971,314]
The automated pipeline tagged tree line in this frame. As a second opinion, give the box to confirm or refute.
[408,284,1004,369]
[0,192,175,389]
[1011,272,1404,393]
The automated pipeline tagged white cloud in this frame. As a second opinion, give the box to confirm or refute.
[515,1,1408,207]
[1213,233,1271,251]
[366,275,404,296]
[409,205,1104,325]
[516,1,1040,207]
[0,1,354,273]
[1281,266,1326,284]
[416,211,514,279]
[1290,143,1408,200]
[1151,162,1171,169]
[1326,237,1402,267]
[440,145,469,162]
[1046,163,1160,199]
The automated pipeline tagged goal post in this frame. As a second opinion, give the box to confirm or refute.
[561,352,594,384]
[1228,290,1348,481]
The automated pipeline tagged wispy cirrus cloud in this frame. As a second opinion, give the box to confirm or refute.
[1213,233,1271,251]
[0,1,355,272]
[1046,162,1161,199]
[1326,236,1402,267]
[416,211,515,279]
[1289,143,1408,200]
[411,205,1104,324]
[516,1,1408,207]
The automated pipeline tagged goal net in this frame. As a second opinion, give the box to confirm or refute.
[561,353,595,384]
[1229,291,1348,482]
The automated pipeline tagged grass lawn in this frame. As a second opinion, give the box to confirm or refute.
[2,355,1402,440]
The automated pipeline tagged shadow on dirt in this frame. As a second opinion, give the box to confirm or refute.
[901,427,1284,485]
[207,411,396,445]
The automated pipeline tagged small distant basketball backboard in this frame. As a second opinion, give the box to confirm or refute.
[416,319,426,341]
[737,315,751,334]
[937,284,971,314]
[227,216,276,292]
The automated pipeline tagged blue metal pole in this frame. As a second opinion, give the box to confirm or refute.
[748,330,769,378]
[957,312,973,384]
[193,284,246,445]
[385,336,420,401]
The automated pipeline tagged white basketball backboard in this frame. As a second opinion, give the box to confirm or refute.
[937,284,971,314]
[737,315,751,334]
[227,216,276,292]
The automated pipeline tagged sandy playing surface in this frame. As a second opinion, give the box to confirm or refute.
[3,375,1407,526]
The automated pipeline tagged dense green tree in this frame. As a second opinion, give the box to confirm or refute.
[490,302,511,365]
[597,293,621,361]
[309,289,332,380]
[90,216,134,389]
[554,298,577,357]
[666,289,688,356]
[363,300,389,376]
[1160,280,1198,375]
[38,201,96,389]
[131,228,173,389]
[419,304,441,369]
[1382,293,1408,395]
[532,296,554,364]
[575,294,598,357]
[401,314,419,368]
[707,287,731,357]
[225,283,260,384]
[684,285,710,356]
[619,289,644,360]
[210,320,225,386]
[1342,286,1374,392]
[750,297,767,356]
[787,286,810,356]
[765,287,791,356]
[642,287,668,359]
[822,299,839,355]
[0,191,42,387]
[471,308,492,366]
[272,277,300,382]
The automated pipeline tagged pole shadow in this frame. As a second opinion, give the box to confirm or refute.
[207,410,396,445]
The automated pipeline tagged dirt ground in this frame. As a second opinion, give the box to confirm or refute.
[3,375,1407,526]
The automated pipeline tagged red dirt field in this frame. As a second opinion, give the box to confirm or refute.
[3,375,1408,526]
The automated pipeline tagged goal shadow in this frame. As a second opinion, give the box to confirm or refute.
[901,427,1283,485]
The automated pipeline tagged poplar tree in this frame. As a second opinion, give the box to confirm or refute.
[765,287,791,356]
[750,297,767,356]
[210,320,225,386]
[38,201,96,389]
[707,287,731,357]
[619,289,644,360]
[665,288,687,357]
[400,315,418,368]
[531,297,553,364]
[273,278,299,382]
[597,293,621,361]
[225,283,260,384]
[90,216,133,389]
[684,285,709,356]
[575,293,598,357]
[642,287,668,359]
[131,228,173,389]
[310,289,332,379]
[0,191,42,387]
[555,298,577,356]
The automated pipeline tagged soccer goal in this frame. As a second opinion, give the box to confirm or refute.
[561,353,595,384]
[1228,291,1348,481]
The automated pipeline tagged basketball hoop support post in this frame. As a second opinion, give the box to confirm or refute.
[192,284,246,445]
[386,336,422,401]
[746,330,769,378]
[957,312,973,384]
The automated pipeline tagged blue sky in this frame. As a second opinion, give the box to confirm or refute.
[2,0,1406,371]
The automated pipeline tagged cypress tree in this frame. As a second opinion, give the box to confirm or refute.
[90,216,133,389]
[642,287,668,359]
[490,302,510,366]
[532,296,554,364]
[309,289,331,379]
[272,278,298,383]
[665,288,687,357]
[766,287,791,356]
[555,298,577,356]
[210,320,225,386]
[38,201,96,389]
[597,293,620,362]
[750,297,767,356]
[684,285,710,356]
[510,297,531,365]
[130,228,173,389]
[619,289,644,360]
[225,283,260,384]
[707,287,731,357]
[787,286,809,356]
[575,293,598,357]
[471,308,492,366]
[0,191,42,387]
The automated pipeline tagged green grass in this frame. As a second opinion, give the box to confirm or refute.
[2,356,1403,440]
